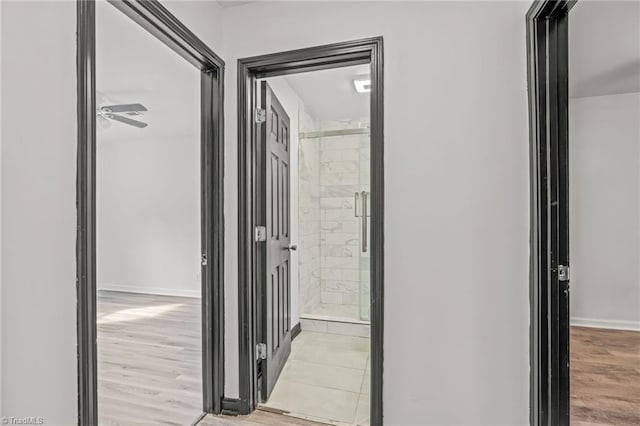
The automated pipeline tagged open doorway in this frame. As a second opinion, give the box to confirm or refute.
[95,2,202,424]
[236,39,383,426]
[256,65,371,425]
[568,1,640,424]
[76,1,224,424]
[527,0,640,424]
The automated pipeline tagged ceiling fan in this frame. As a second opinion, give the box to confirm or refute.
[96,103,149,129]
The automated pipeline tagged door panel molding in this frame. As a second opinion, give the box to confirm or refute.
[237,37,384,425]
[260,82,293,401]
[526,1,575,424]
[76,1,225,424]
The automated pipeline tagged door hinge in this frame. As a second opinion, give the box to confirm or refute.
[256,343,267,360]
[201,253,207,266]
[255,108,266,123]
[255,225,266,242]
[558,265,570,282]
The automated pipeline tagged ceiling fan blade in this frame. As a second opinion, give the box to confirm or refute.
[107,113,148,128]
[101,103,147,113]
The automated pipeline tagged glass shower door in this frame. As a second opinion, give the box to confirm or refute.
[358,134,371,322]
[298,122,371,323]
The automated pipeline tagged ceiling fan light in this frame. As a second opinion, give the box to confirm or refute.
[353,79,371,93]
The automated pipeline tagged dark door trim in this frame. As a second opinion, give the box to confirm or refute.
[76,1,225,424]
[237,37,384,425]
[526,1,575,424]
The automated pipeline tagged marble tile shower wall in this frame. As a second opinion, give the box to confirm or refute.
[318,121,370,321]
[298,108,322,315]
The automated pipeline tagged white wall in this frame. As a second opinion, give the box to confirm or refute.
[569,0,640,98]
[569,93,640,330]
[95,0,204,298]
[163,0,226,59]
[222,2,531,424]
[1,1,78,423]
[0,0,225,422]
[97,136,201,297]
[297,108,322,317]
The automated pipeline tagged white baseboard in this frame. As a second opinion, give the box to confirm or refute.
[571,317,640,331]
[98,283,200,299]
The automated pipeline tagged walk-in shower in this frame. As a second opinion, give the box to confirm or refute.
[298,121,370,326]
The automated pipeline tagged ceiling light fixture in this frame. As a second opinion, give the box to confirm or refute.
[353,79,371,93]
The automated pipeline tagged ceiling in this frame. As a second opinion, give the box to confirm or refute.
[569,0,640,98]
[96,1,200,142]
[216,1,257,8]
[92,1,640,134]
[274,64,371,122]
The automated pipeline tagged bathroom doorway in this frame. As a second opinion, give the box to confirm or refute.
[237,39,383,426]
[257,66,371,424]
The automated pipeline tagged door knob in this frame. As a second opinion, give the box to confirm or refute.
[285,244,298,251]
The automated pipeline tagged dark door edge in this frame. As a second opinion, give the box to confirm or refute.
[526,1,575,424]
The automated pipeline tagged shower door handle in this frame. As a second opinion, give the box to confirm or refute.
[354,191,368,252]
[361,191,368,253]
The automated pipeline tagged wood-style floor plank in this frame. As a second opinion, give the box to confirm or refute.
[97,290,203,426]
[571,326,640,426]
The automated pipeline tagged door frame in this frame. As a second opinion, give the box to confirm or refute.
[526,1,576,425]
[237,37,384,425]
[76,1,225,424]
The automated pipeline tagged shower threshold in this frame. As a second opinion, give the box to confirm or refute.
[301,313,370,325]
[300,313,370,338]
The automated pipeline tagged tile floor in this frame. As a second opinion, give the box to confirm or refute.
[261,331,370,426]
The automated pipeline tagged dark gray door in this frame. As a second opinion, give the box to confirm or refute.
[260,81,292,401]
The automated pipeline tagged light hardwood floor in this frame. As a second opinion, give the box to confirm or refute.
[97,290,203,425]
[571,326,640,426]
